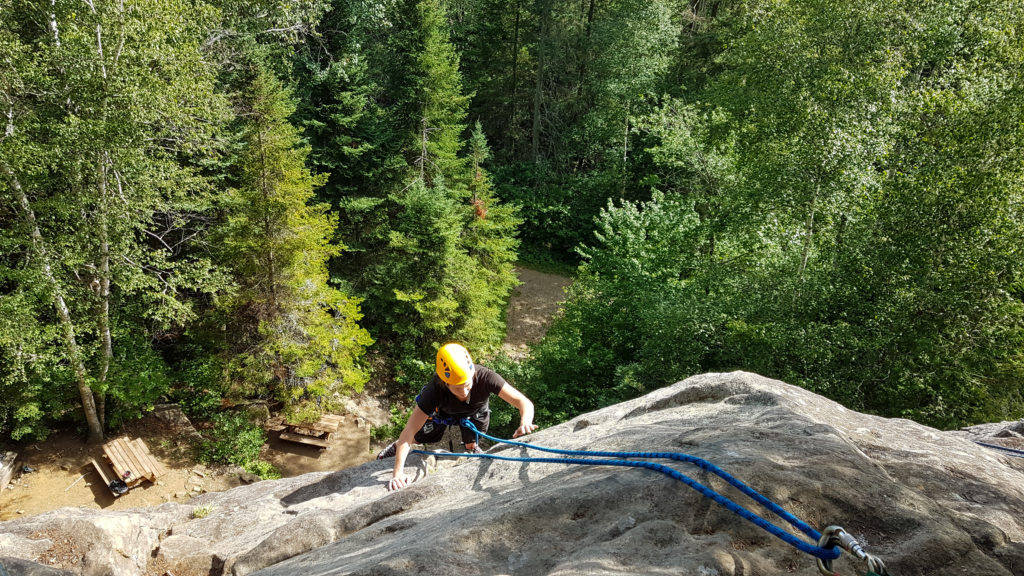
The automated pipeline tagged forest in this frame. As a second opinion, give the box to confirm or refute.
[1,0,1022,467]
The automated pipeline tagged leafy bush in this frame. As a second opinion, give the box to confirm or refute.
[169,356,225,422]
[481,352,536,438]
[104,330,174,430]
[197,412,279,479]
[370,405,412,443]
[244,459,281,480]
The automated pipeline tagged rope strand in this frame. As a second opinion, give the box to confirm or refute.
[412,418,841,561]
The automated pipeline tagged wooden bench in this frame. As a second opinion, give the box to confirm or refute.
[1,451,17,489]
[93,437,167,495]
[279,431,331,448]
[89,457,120,497]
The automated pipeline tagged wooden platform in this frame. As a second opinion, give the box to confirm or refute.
[288,414,343,434]
[92,437,167,495]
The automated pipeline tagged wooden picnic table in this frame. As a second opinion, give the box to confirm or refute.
[280,414,344,449]
[90,437,167,496]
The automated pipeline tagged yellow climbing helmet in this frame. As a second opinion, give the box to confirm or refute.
[436,343,475,386]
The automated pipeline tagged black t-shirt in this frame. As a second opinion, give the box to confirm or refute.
[416,366,507,417]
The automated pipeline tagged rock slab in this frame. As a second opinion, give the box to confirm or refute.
[1,372,1024,576]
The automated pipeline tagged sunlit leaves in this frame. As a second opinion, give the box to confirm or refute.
[524,0,1024,429]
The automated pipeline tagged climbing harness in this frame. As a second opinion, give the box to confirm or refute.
[412,419,891,576]
[426,413,464,427]
[412,392,478,428]
[975,441,1024,459]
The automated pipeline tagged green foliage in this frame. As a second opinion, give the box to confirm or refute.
[368,0,471,187]
[493,164,587,266]
[370,404,412,443]
[192,505,216,519]
[460,0,682,262]
[102,328,173,429]
[521,0,1024,430]
[445,0,536,158]
[516,192,705,421]
[0,290,61,441]
[290,0,396,202]
[480,352,536,436]
[169,355,228,421]
[198,412,279,478]
[348,176,519,357]
[0,0,231,440]
[245,459,282,480]
[312,2,521,364]
[393,354,436,395]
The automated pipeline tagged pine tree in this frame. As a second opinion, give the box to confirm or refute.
[291,0,395,202]
[455,122,521,347]
[371,0,470,188]
[327,0,519,361]
[216,60,372,422]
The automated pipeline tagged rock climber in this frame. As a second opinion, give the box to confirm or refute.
[376,342,538,490]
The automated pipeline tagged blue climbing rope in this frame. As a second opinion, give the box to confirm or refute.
[975,441,1024,459]
[411,418,841,562]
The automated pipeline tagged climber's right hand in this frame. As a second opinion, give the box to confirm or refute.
[388,473,410,491]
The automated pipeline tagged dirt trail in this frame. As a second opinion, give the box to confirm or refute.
[501,266,572,358]
[0,265,571,521]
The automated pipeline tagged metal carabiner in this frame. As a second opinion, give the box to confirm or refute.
[815,525,889,576]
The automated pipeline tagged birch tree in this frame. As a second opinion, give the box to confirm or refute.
[0,0,230,441]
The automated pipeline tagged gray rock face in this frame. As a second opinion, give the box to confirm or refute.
[2,372,1024,576]
[0,556,73,576]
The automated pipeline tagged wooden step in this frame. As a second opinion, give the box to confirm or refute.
[279,431,331,448]
[320,414,344,427]
[286,414,342,434]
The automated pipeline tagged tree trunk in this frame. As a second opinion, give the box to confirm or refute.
[532,0,551,162]
[97,153,113,429]
[833,213,847,268]
[575,0,597,99]
[419,114,430,184]
[508,0,521,151]
[49,0,60,46]
[531,46,543,162]
[621,100,630,194]
[798,180,819,280]
[3,164,104,443]
[622,101,630,165]
[256,122,280,315]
